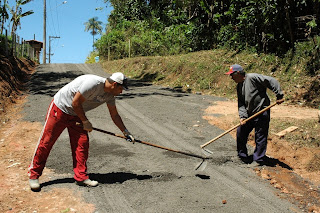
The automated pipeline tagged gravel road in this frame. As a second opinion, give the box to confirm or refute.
[23,63,299,212]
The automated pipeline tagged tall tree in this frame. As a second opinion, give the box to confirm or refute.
[0,0,9,34]
[8,0,34,36]
[84,17,103,51]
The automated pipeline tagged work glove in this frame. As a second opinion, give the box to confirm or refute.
[123,129,135,143]
[82,120,93,132]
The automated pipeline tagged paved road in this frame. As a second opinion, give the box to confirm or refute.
[23,63,298,212]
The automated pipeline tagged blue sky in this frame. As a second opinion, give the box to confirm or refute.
[11,0,112,63]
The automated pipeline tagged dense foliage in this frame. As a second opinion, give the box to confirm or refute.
[96,0,320,64]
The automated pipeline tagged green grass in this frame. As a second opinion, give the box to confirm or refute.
[101,47,319,108]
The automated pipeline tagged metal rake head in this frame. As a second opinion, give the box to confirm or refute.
[201,148,213,156]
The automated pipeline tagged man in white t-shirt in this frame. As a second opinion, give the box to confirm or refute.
[28,72,135,191]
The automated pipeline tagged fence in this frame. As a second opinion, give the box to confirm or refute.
[0,29,37,62]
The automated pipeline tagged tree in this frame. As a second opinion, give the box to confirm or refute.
[84,17,103,51]
[0,0,9,34]
[7,0,34,36]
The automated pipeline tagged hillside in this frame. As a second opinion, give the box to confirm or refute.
[0,55,36,123]
[101,49,320,109]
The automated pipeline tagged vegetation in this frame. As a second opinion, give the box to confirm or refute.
[3,0,33,36]
[0,33,10,53]
[97,0,319,64]
[95,0,319,112]
[85,51,99,63]
[0,0,9,34]
[0,0,34,57]
[101,38,320,109]
[84,17,103,52]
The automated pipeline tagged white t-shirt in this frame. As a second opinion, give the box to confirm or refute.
[54,74,115,116]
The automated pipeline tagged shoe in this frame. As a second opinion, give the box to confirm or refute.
[29,179,40,191]
[76,179,99,187]
[240,156,253,164]
[250,161,264,167]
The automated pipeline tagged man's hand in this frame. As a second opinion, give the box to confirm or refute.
[123,129,135,143]
[240,118,246,125]
[276,98,284,105]
[82,120,93,132]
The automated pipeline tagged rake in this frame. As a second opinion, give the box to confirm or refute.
[92,127,211,171]
[200,102,278,154]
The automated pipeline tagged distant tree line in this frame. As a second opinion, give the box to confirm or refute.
[96,0,320,60]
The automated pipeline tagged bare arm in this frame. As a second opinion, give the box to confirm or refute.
[107,104,126,132]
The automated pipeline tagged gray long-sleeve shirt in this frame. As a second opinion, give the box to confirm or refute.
[237,73,284,119]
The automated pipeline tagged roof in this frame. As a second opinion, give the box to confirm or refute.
[25,40,43,48]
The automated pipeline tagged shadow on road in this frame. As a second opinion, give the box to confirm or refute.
[27,66,191,100]
[241,155,293,170]
[27,70,83,96]
[89,172,152,184]
[40,177,75,188]
[262,156,293,170]
[39,172,152,189]
[117,79,192,100]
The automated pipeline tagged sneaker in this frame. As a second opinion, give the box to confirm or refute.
[29,179,40,191]
[76,179,99,187]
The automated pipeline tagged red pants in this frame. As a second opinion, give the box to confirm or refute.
[28,101,89,181]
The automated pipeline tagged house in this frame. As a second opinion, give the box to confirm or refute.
[25,40,43,62]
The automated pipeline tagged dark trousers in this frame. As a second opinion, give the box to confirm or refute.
[236,110,270,162]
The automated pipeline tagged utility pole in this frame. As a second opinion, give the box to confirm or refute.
[48,36,60,63]
[43,1,67,64]
[42,0,46,64]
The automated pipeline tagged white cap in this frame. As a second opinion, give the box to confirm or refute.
[110,72,128,89]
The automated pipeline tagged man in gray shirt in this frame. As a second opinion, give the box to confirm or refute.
[28,72,135,191]
[225,64,284,166]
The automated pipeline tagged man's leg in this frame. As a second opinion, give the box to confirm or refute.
[236,121,254,159]
[28,102,66,180]
[253,110,270,163]
[67,122,89,182]
[67,123,98,187]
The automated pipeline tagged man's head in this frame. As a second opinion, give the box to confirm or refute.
[225,64,245,83]
[109,72,128,89]
[105,72,128,95]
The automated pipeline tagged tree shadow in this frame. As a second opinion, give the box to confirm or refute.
[135,71,165,82]
[26,70,83,96]
[26,65,190,100]
[116,78,191,100]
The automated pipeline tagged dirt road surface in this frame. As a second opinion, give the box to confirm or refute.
[1,63,303,212]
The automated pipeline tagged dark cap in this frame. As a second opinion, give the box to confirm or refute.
[225,64,243,75]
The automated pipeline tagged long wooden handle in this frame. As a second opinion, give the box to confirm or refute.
[200,102,278,148]
[92,127,209,160]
